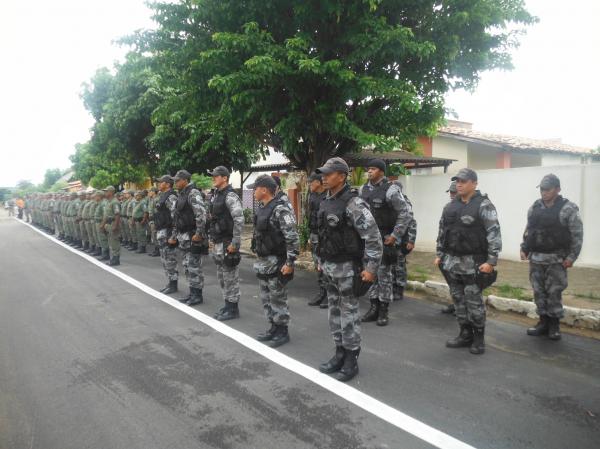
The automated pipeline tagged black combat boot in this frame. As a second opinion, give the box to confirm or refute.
[136,245,146,254]
[107,255,120,266]
[319,346,345,373]
[187,287,203,306]
[74,240,83,249]
[85,244,94,254]
[361,298,380,322]
[58,233,65,241]
[308,287,327,307]
[548,317,562,341]
[130,242,138,251]
[266,324,290,348]
[470,327,485,355]
[177,292,191,304]
[148,246,160,257]
[441,303,456,314]
[335,348,360,382]
[446,324,474,348]
[99,249,110,261]
[527,315,549,336]
[160,280,178,294]
[256,321,277,342]
[94,247,102,256]
[82,242,89,251]
[376,301,389,326]
[214,301,240,321]
[393,285,404,301]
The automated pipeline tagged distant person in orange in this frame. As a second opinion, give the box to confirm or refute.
[16,198,25,219]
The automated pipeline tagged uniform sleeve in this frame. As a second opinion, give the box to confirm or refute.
[347,197,383,274]
[563,202,584,262]
[386,185,412,241]
[435,213,444,257]
[113,200,121,215]
[480,198,502,265]
[275,207,300,265]
[189,189,208,237]
[520,205,534,253]
[226,192,244,249]
[168,194,178,240]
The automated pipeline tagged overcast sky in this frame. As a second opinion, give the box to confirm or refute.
[1,0,598,187]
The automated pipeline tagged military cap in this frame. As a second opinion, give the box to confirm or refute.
[156,174,174,184]
[103,185,116,192]
[451,168,478,182]
[446,181,457,193]
[247,174,278,190]
[316,157,349,175]
[209,166,230,177]
[537,173,561,189]
[173,169,192,181]
[367,158,386,173]
[93,190,104,197]
[308,172,322,183]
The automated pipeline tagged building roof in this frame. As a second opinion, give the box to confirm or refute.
[439,125,593,155]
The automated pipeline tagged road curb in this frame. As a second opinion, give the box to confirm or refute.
[406,280,600,331]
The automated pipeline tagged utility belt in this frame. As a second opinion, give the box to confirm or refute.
[256,257,293,284]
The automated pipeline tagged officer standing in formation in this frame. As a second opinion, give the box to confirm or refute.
[315,157,383,381]
[440,181,458,315]
[359,159,413,326]
[102,186,122,266]
[391,180,417,302]
[435,168,502,355]
[147,187,160,257]
[208,166,244,321]
[250,175,300,347]
[169,170,208,306]
[155,176,179,294]
[521,174,583,341]
[306,173,328,308]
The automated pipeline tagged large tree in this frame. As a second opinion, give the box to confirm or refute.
[131,0,535,174]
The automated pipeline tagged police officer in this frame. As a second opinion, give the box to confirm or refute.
[250,175,299,347]
[315,157,383,382]
[85,191,98,254]
[435,168,502,355]
[168,170,208,306]
[521,174,583,341]
[121,190,133,249]
[359,159,413,326]
[147,187,160,257]
[440,181,458,315]
[390,180,417,302]
[94,190,109,259]
[101,186,122,266]
[127,190,138,251]
[155,175,179,294]
[132,190,149,254]
[208,166,244,321]
[306,173,328,308]
[272,175,293,211]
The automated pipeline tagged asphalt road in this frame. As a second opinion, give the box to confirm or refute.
[0,216,598,449]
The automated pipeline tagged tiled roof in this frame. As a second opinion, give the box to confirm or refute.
[439,125,593,155]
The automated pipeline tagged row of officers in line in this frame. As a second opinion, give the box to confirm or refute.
[24,159,583,382]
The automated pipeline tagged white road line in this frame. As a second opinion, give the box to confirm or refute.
[17,218,477,449]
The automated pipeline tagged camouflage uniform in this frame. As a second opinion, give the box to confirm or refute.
[393,193,417,298]
[120,193,132,245]
[172,183,208,290]
[102,194,121,259]
[94,196,108,255]
[53,196,62,237]
[307,189,328,300]
[78,194,90,247]
[253,198,300,326]
[360,178,413,306]
[132,193,149,249]
[521,197,583,319]
[147,191,158,251]
[127,197,137,247]
[156,189,179,283]
[319,185,383,351]
[210,186,244,304]
[86,197,98,250]
[436,191,502,330]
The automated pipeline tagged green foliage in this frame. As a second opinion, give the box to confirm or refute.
[243,208,253,224]
[298,216,311,251]
[191,173,213,189]
[49,180,69,192]
[388,164,411,177]
[349,167,367,187]
[42,168,63,190]
[408,265,429,283]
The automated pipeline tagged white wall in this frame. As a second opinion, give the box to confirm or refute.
[541,152,583,166]
[431,137,468,174]
[399,164,600,268]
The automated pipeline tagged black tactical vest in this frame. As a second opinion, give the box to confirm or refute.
[441,192,488,256]
[175,184,196,233]
[209,185,235,243]
[253,198,287,258]
[308,191,326,233]
[360,179,398,235]
[155,189,175,231]
[525,197,570,253]
[317,185,364,263]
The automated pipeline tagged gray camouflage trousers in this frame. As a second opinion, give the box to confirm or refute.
[367,262,393,303]
[158,231,178,282]
[212,242,241,304]
[324,273,361,351]
[178,239,203,289]
[446,271,486,329]
[310,233,326,289]
[530,262,568,319]
[259,276,290,325]
[392,253,408,299]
